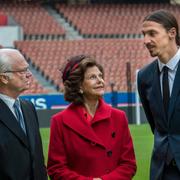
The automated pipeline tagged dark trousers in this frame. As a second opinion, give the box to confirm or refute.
[162,160,180,180]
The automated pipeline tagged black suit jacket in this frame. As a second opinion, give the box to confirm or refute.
[138,59,180,180]
[0,98,47,180]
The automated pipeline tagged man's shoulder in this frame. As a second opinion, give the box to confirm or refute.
[138,59,158,77]
[20,99,35,110]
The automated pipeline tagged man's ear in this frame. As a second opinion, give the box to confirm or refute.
[0,74,10,84]
[169,27,176,39]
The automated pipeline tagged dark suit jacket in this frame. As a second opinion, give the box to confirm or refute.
[138,59,180,180]
[0,98,47,180]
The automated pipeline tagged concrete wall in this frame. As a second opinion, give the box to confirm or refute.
[0,26,23,47]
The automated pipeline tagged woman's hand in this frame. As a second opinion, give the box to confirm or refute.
[93,178,102,180]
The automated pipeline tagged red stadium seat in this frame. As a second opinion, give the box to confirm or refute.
[0,13,8,26]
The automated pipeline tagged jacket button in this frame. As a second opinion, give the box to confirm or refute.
[111,131,116,138]
[107,150,112,157]
[91,141,96,146]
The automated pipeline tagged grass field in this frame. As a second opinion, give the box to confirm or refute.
[40,124,153,179]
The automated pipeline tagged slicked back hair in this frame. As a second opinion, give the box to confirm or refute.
[143,9,180,46]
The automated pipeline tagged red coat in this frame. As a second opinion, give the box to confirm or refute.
[47,99,136,180]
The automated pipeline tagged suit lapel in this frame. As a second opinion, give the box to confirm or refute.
[149,61,168,126]
[0,99,29,148]
[20,100,35,154]
[150,61,166,120]
[168,60,180,120]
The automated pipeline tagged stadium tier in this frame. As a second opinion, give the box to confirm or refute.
[15,39,152,92]
[56,3,180,37]
[0,3,65,37]
[1,2,179,94]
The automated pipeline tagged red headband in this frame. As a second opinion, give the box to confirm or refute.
[62,55,88,83]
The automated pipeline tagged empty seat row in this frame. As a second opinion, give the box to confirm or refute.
[56,3,180,36]
[0,3,65,36]
[15,39,152,92]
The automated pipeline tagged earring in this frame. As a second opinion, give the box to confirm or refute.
[80,89,83,94]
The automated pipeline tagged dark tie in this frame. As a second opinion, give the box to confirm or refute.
[162,66,170,117]
[162,67,174,165]
[13,100,26,134]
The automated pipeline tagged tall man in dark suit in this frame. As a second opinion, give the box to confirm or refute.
[138,10,180,180]
[0,48,47,180]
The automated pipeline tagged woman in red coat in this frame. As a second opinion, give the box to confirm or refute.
[47,55,136,180]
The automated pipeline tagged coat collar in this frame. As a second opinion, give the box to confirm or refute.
[0,98,29,149]
[62,99,111,148]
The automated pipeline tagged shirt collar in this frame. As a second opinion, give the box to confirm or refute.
[158,48,180,72]
[0,93,19,109]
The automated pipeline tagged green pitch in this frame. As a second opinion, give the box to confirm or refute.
[40,124,153,180]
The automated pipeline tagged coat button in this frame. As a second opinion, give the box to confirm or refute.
[111,131,116,138]
[107,150,112,157]
[91,141,96,146]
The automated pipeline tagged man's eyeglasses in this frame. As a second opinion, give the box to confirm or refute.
[3,68,30,74]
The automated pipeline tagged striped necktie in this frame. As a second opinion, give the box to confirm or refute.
[13,100,26,134]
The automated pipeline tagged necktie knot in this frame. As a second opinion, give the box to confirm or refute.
[163,66,169,74]
[14,99,20,109]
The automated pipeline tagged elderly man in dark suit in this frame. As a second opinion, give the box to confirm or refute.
[0,48,47,180]
[138,10,180,180]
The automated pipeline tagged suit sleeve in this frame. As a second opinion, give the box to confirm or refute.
[29,101,48,179]
[22,100,48,179]
[47,116,93,180]
[101,112,136,180]
[137,71,155,133]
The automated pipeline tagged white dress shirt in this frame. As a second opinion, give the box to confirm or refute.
[158,48,180,97]
[0,93,22,119]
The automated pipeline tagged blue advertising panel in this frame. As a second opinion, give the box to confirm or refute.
[20,92,135,110]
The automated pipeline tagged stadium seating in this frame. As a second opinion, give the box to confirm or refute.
[0,3,65,37]
[3,2,179,94]
[15,39,152,92]
[56,3,180,37]
[0,13,8,26]
[0,3,66,94]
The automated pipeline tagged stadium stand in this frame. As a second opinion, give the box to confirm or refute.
[15,39,151,92]
[2,2,179,94]
[56,3,180,37]
[0,2,65,94]
[0,3,66,39]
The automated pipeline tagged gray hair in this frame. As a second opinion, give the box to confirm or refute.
[0,49,17,73]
